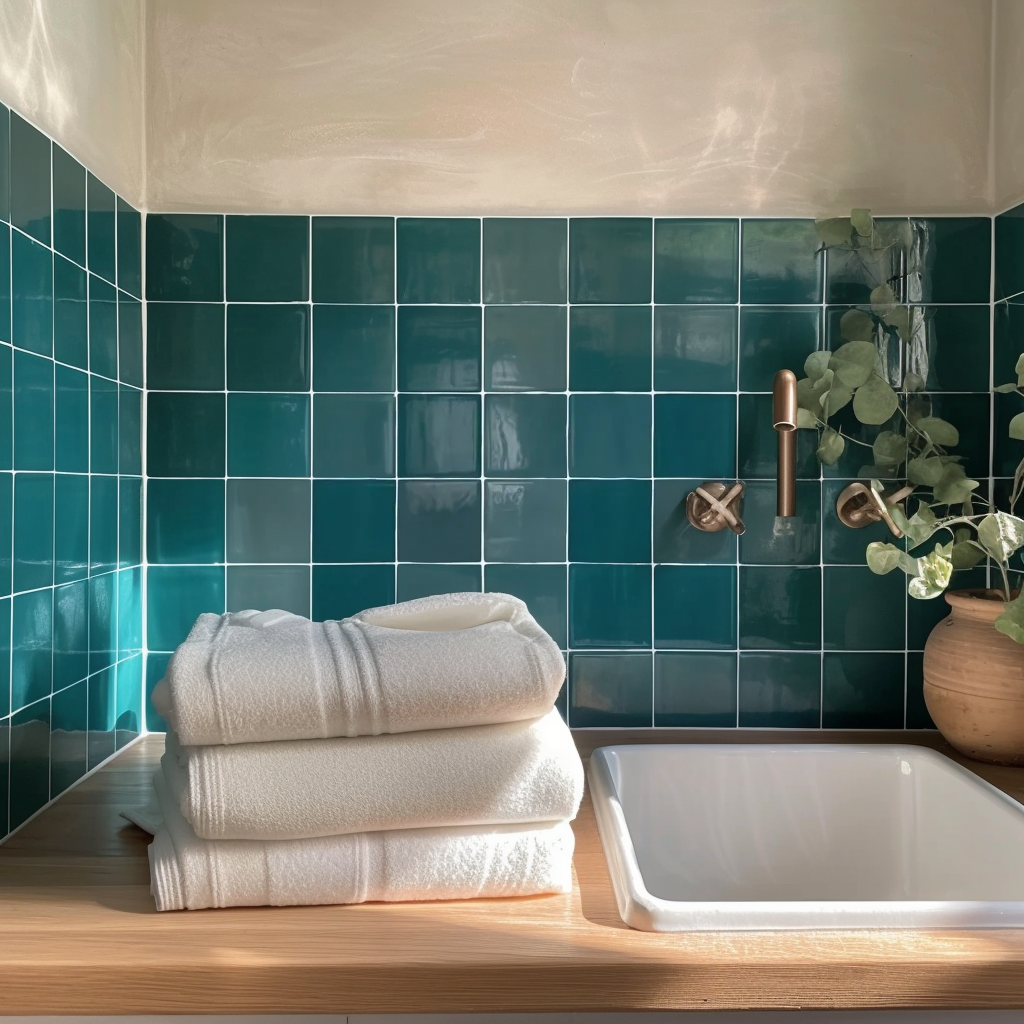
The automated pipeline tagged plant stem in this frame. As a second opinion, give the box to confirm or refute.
[999,560,1013,602]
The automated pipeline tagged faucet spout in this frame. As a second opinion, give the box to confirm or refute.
[773,369,798,517]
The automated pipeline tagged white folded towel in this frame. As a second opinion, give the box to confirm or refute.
[153,593,565,746]
[142,773,575,911]
[163,709,583,841]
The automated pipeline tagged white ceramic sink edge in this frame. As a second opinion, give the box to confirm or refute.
[589,743,1024,931]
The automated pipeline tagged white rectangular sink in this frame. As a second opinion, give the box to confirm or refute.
[589,744,1024,931]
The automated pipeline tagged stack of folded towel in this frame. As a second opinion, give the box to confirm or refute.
[131,592,584,912]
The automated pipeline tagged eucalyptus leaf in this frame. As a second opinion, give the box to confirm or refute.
[1016,352,1024,387]
[950,539,987,571]
[866,541,901,575]
[907,456,945,486]
[870,283,895,309]
[977,512,1024,563]
[851,208,873,236]
[872,430,907,467]
[903,371,926,393]
[915,501,938,526]
[823,381,854,416]
[796,407,818,429]
[796,376,820,412]
[995,594,1024,645]
[932,464,980,505]
[830,339,877,386]
[884,306,911,342]
[907,545,953,600]
[1010,412,1024,441]
[995,383,1020,394]
[853,376,898,425]
[839,310,876,343]
[815,217,853,246]
[816,427,845,466]
[804,350,831,382]
[915,416,960,448]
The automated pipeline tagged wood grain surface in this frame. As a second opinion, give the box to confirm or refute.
[2,730,1024,1014]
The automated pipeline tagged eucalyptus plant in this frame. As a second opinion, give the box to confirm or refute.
[801,209,1024,643]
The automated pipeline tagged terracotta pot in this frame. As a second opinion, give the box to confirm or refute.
[923,588,1024,766]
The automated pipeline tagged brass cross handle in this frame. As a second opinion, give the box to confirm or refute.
[835,482,914,537]
[685,481,746,536]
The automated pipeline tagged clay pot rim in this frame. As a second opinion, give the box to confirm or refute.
[944,588,1020,621]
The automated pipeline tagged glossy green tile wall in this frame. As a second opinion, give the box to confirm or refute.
[0,103,143,843]
[144,208,993,735]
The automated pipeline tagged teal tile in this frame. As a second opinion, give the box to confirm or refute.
[568,480,650,563]
[87,665,115,767]
[313,393,395,477]
[653,565,736,650]
[0,224,8,344]
[312,564,394,621]
[12,231,52,356]
[10,698,51,828]
[0,715,7,833]
[654,219,738,304]
[0,103,8,223]
[569,564,651,648]
[738,393,819,479]
[227,565,310,617]
[119,386,141,475]
[90,474,118,574]
[312,216,393,303]
[924,393,990,481]
[14,473,52,593]
[397,306,481,391]
[484,563,568,649]
[86,174,115,283]
[654,394,736,478]
[910,305,990,392]
[313,305,394,391]
[226,215,308,301]
[0,347,9,471]
[54,474,88,583]
[146,653,171,731]
[738,480,821,564]
[146,214,223,301]
[227,394,310,477]
[654,306,737,392]
[226,478,311,564]
[116,198,142,298]
[146,303,224,390]
[10,114,50,245]
[569,394,650,477]
[398,395,480,477]
[397,218,480,304]
[52,256,88,369]
[569,219,651,303]
[739,566,821,650]
[569,306,651,391]
[147,393,225,477]
[484,480,566,563]
[397,480,480,562]
[0,474,11,593]
[52,145,85,265]
[89,275,117,379]
[14,351,53,470]
[483,218,567,303]
[905,652,935,729]
[995,300,1024,387]
[227,304,309,391]
[738,652,820,727]
[117,294,143,386]
[485,394,566,477]
[147,479,224,565]
[117,567,142,660]
[90,375,118,475]
[822,652,905,728]
[147,566,225,651]
[115,655,142,748]
[914,218,991,304]
[653,478,736,564]
[119,476,141,569]
[740,219,821,304]
[12,589,52,710]
[654,652,737,727]
[738,307,822,392]
[53,581,88,692]
[997,203,1024,300]
[397,564,481,602]
[484,305,567,392]
[312,480,394,563]
[996,391,1024,476]
[821,479,894,564]
[0,600,7,710]
[817,399,901,480]
[51,678,87,797]
[568,652,652,727]
[823,566,905,651]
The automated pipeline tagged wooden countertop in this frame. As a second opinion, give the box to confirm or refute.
[4,730,1024,1014]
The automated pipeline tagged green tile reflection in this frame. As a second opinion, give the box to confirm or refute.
[226,215,309,302]
[569,652,652,727]
[483,218,567,304]
[738,652,820,727]
[654,652,737,727]
[569,219,651,304]
[654,219,738,304]
[312,216,394,303]
[397,218,480,304]
[822,652,904,728]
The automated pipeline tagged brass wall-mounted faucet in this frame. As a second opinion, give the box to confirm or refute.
[773,369,798,517]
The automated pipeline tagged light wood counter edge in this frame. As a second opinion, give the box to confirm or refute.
[2,730,1024,1013]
